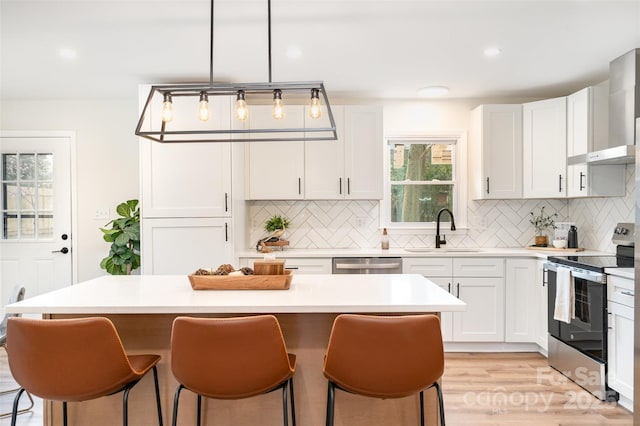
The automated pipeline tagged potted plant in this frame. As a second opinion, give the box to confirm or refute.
[264,214,290,238]
[529,206,558,246]
[99,199,141,275]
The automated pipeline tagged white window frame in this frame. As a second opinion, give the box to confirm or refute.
[381,131,467,234]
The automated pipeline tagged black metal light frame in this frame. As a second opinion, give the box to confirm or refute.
[135,0,337,143]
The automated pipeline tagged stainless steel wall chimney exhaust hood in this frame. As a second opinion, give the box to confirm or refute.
[587,48,639,165]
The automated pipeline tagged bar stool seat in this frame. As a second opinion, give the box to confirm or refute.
[170,315,296,426]
[6,317,163,426]
[323,314,445,426]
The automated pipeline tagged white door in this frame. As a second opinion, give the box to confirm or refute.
[0,134,73,305]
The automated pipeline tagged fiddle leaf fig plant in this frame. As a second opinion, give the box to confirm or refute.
[100,199,141,275]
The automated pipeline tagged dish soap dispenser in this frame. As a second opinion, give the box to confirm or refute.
[381,228,389,250]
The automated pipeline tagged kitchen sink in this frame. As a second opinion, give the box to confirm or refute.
[403,248,482,253]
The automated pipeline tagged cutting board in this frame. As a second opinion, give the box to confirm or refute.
[525,246,585,252]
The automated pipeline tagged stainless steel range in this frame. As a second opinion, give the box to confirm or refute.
[544,223,634,401]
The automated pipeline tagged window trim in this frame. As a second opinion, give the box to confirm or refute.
[381,131,468,233]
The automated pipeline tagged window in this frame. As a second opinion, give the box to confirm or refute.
[2,153,54,239]
[383,133,466,229]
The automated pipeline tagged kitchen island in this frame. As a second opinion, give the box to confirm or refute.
[7,273,465,426]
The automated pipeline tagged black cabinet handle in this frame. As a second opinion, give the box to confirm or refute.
[339,177,342,195]
[579,172,585,191]
[448,283,451,293]
[558,174,563,192]
[225,223,228,241]
[298,178,301,195]
[347,178,351,195]
[224,192,228,212]
[486,177,490,194]
[542,269,548,287]
[456,283,460,298]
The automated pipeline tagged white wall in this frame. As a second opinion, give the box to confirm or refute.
[1,98,140,281]
[2,96,630,279]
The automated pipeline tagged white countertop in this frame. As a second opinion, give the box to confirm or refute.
[6,273,466,315]
[237,247,610,259]
[605,267,635,280]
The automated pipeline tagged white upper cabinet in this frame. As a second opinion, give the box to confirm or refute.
[343,106,383,199]
[245,106,305,200]
[469,104,523,199]
[566,83,625,198]
[140,96,232,218]
[305,106,345,199]
[523,96,567,198]
[246,105,383,200]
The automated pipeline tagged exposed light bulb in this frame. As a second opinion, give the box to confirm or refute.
[161,93,173,122]
[309,88,322,120]
[198,92,210,121]
[235,90,249,121]
[272,89,285,120]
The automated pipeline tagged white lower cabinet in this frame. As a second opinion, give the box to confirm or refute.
[141,218,233,275]
[535,259,548,352]
[505,258,538,343]
[403,257,504,342]
[607,275,634,410]
[239,257,332,275]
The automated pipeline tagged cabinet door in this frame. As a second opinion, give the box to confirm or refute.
[607,301,634,401]
[430,277,454,342]
[141,218,233,274]
[452,277,505,342]
[469,104,523,199]
[523,97,567,198]
[453,257,504,277]
[566,87,590,157]
[505,259,537,342]
[140,140,231,218]
[246,106,305,200]
[535,259,548,352]
[304,106,345,199]
[343,106,383,199]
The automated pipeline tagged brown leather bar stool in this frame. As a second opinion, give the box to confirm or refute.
[323,314,445,426]
[0,286,34,420]
[170,315,296,426]
[6,317,163,426]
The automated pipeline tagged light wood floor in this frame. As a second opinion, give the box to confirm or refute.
[0,352,633,425]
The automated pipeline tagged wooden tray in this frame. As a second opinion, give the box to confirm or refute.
[263,240,289,247]
[188,270,293,290]
[525,246,585,252]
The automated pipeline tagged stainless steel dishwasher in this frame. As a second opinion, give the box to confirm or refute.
[332,257,402,274]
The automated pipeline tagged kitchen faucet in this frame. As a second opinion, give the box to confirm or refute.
[435,208,456,248]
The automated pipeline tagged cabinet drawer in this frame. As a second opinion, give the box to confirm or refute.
[453,258,504,277]
[239,257,332,275]
[402,258,453,276]
[607,275,634,307]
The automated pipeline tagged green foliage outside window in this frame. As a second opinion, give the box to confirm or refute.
[389,143,454,223]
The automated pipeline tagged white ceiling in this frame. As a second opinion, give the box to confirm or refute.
[1,0,640,101]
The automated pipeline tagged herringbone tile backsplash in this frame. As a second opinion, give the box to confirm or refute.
[247,166,635,253]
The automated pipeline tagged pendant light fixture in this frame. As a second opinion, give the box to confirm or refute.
[135,0,337,143]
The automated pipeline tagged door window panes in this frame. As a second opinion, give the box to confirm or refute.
[2,153,54,239]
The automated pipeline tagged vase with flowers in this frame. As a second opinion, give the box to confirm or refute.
[529,206,558,247]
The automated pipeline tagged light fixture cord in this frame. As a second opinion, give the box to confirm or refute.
[209,0,214,86]
[268,0,272,83]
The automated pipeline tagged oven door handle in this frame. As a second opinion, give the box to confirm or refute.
[543,262,605,283]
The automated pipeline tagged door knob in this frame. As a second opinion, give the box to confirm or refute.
[52,247,69,254]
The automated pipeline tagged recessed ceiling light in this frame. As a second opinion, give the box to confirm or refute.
[417,86,449,98]
[483,47,502,57]
[58,47,77,61]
